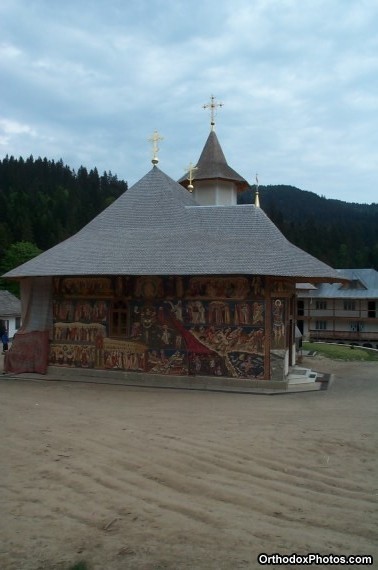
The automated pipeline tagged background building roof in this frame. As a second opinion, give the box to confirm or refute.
[0,290,21,316]
[3,166,341,281]
[297,269,378,298]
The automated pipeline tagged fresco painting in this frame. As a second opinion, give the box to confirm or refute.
[58,277,113,297]
[147,349,188,375]
[53,299,108,324]
[50,276,274,379]
[271,298,286,349]
[103,339,146,371]
[49,344,96,368]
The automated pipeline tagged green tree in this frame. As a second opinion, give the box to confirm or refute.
[0,241,42,296]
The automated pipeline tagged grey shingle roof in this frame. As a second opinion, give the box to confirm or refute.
[0,290,21,316]
[297,269,378,298]
[179,131,249,191]
[3,165,341,281]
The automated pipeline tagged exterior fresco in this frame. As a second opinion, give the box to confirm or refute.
[50,275,275,379]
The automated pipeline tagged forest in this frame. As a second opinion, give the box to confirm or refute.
[0,155,377,294]
[239,185,378,270]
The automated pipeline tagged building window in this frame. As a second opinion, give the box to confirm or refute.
[344,300,356,311]
[15,317,21,330]
[297,300,304,316]
[315,300,327,310]
[368,301,376,318]
[110,301,128,337]
[315,320,327,330]
[350,321,364,332]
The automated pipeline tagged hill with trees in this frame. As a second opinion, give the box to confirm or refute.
[0,155,127,253]
[239,185,378,270]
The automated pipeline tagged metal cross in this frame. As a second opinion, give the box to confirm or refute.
[185,162,198,192]
[203,95,223,130]
[148,130,164,164]
[255,173,260,208]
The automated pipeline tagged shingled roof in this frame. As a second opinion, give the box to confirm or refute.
[4,165,341,281]
[0,290,21,316]
[298,269,378,298]
[179,131,249,191]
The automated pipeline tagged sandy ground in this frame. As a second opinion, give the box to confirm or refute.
[0,356,377,570]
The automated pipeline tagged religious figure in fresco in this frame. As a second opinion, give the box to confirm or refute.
[66,346,75,366]
[148,349,187,375]
[161,325,171,345]
[140,305,156,343]
[54,300,75,322]
[208,301,231,325]
[234,302,251,325]
[131,321,141,338]
[92,301,108,322]
[135,276,164,299]
[61,277,112,297]
[228,352,264,378]
[186,277,250,299]
[252,302,264,325]
[251,276,264,296]
[271,280,293,293]
[272,299,285,347]
[74,302,92,322]
[165,300,183,321]
[49,344,96,368]
[186,301,206,324]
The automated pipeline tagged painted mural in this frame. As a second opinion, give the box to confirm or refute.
[271,298,286,349]
[50,275,273,379]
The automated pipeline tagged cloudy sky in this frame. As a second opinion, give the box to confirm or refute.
[1,0,377,204]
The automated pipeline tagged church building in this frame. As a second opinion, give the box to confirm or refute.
[4,98,341,388]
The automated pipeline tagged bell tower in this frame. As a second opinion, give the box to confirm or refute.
[179,96,249,205]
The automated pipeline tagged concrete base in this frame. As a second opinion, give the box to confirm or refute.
[288,367,318,384]
[1,363,332,394]
[49,366,289,394]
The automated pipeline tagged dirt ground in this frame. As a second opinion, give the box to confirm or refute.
[1,356,377,570]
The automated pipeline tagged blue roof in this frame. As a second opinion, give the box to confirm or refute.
[297,269,378,298]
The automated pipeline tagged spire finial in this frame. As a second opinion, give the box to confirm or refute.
[148,130,164,165]
[255,173,260,208]
[185,162,198,193]
[203,95,223,131]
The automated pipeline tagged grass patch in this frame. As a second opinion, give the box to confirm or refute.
[303,342,378,361]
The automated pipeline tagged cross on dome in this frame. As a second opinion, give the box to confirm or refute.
[185,162,198,192]
[203,95,223,131]
[148,130,164,165]
[255,173,260,208]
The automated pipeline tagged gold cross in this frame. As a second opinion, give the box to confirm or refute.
[255,173,260,208]
[203,95,223,130]
[185,162,198,192]
[148,130,164,164]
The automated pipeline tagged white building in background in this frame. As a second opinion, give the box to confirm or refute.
[297,269,378,349]
[0,290,21,339]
